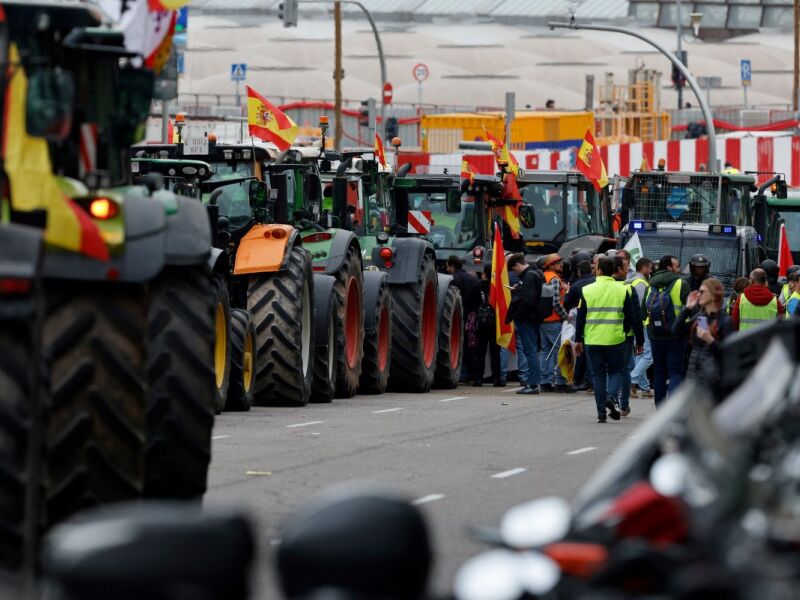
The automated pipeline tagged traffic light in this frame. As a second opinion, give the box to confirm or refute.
[358,101,369,128]
[384,116,399,140]
[672,50,687,89]
[278,0,298,27]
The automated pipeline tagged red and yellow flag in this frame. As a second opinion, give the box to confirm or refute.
[576,128,608,192]
[489,221,515,352]
[501,173,522,239]
[461,156,478,184]
[374,133,387,167]
[247,85,298,151]
[148,0,192,9]
[482,124,519,176]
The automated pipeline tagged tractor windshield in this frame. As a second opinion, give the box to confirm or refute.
[519,183,595,242]
[208,161,254,181]
[407,190,477,249]
[202,181,252,230]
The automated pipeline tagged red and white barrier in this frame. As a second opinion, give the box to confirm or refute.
[79,123,98,178]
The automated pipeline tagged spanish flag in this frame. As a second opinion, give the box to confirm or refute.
[576,128,608,192]
[461,156,477,184]
[247,85,298,151]
[148,0,192,9]
[489,221,515,352]
[2,43,108,261]
[374,133,387,168]
[501,173,522,239]
[482,124,519,176]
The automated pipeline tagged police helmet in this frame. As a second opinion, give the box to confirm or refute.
[761,259,779,279]
[689,254,710,268]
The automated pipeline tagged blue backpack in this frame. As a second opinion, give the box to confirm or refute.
[646,280,678,336]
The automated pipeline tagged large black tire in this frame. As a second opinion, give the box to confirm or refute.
[434,284,463,389]
[42,283,148,527]
[359,274,392,395]
[332,244,364,398]
[212,276,231,415]
[144,267,215,500]
[225,309,256,412]
[388,254,439,393]
[0,296,43,574]
[248,246,315,407]
[311,275,338,404]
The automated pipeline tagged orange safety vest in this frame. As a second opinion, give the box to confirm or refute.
[544,270,565,322]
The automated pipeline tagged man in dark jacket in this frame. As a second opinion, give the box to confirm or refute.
[643,255,691,406]
[564,259,594,311]
[506,253,544,394]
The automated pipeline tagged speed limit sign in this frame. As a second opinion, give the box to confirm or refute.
[412,63,429,83]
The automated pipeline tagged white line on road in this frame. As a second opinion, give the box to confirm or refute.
[286,421,324,428]
[440,396,466,402]
[412,494,445,505]
[567,446,597,455]
[211,435,230,440]
[491,467,526,479]
[373,407,403,414]
[503,387,524,393]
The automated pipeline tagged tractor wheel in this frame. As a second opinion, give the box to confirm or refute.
[42,283,147,527]
[225,309,256,412]
[0,300,43,574]
[359,274,392,395]
[332,244,364,398]
[434,284,463,389]
[311,275,338,403]
[248,246,315,407]
[388,254,438,393]
[212,276,231,415]
[144,267,215,500]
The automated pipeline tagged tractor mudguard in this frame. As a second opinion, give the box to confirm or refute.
[323,230,360,276]
[207,247,228,276]
[233,224,296,275]
[41,193,167,283]
[436,274,454,317]
[362,270,390,335]
[0,222,42,280]
[162,195,212,266]
[375,238,435,285]
[312,274,337,345]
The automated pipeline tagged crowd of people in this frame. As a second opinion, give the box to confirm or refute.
[447,249,793,424]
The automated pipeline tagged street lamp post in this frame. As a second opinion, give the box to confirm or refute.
[677,0,683,111]
[548,20,718,171]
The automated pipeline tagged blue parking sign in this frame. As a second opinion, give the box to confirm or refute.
[230,63,247,81]
[740,59,751,87]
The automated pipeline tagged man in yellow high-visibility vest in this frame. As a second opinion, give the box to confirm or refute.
[732,268,784,331]
[575,256,641,424]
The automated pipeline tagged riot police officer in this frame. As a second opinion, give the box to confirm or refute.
[684,254,710,292]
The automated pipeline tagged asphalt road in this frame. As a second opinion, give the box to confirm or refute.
[205,385,657,598]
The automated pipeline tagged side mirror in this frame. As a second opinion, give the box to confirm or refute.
[621,187,636,212]
[446,190,462,213]
[519,204,535,229]
[776,180,788,199]
[249,180,268,208]
[26,68,75,141]
[752,194,768,238]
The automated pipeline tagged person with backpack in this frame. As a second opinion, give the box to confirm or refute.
[506,253,548,395]
[574,256,640,423]
[627,257,653,398]
[643,255,691,407]
[466,264,503,386]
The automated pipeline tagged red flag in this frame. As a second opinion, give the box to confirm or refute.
[489,221,515,351]
[779,222,794,277]
[374,133,387,167]
[501,173,522,239]
[576,128,609,192]
[461,156,478,184]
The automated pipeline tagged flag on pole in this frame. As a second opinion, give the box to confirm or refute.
[501,172,522,239]
[461,156,478,184]
[640,156,650,171]
[149,0,192,9]
[482,124,519,175]
[778,222,794,277]
[576,128,608,192]
[374,133,387,168]
[246,85,298,151]
[489,221,515,351]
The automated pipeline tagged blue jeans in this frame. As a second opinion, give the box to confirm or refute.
[539,321,567,385]
[515,321,541,386]
[630,329,652,390]
[607,338,633,410]
[501,334,529,384]
[586,343,624,419]
[650,338,686,406]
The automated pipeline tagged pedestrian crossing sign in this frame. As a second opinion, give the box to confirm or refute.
[230,63,247,81]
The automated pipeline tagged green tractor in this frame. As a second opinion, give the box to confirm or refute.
[0,2,219,570]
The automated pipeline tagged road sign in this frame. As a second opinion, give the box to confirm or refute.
[230,63,247,81]
[184,137,210,156]
[382,82,393,105]
[412,63,429,83]
[741,59,751,87]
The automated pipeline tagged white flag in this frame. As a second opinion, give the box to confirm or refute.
[624,232,644,266]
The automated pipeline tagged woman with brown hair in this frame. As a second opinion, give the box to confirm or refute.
[672,277,735,384]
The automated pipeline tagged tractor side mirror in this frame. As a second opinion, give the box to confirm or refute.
[519,204,535,229]
[621,187,636,212]
[776,180,788,199]
[249,180,268,209]
[26,68,75,141]
[446,189,462,213]
[752,194,768,240]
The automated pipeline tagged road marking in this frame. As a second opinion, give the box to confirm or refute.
[286,420,324,428]
[491,467,526,479]
[245,470,272,476]
[440,396,466,402]
[211,435,230,440]
[503,387,524,393]
[412,494,445,505]
[567,446,597,455]
[373,407,403,414]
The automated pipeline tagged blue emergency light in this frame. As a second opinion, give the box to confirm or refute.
[708,224,737,235]
[630,220,657,231]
